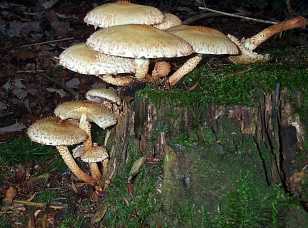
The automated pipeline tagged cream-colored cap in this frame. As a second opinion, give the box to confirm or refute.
[59,43,135,75]
[154,13,182,30]
[86,88,121,105]
[84,2,164,28]
[168,25,239,55]
[27,117,88,146]
[54,100,117,129]
[86,24,193,58]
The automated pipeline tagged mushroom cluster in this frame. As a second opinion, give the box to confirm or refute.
[27,88,122,187]
[58,0,240,87]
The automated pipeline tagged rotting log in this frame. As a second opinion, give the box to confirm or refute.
[131,87,307,210]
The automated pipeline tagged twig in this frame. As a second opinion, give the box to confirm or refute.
[19,37,74,48]
[13,200,65,210]
[16,70,47,74]
[199,6,278,25]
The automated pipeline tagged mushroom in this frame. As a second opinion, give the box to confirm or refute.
[167,25,239,86]
[84,1,164,29]
[86,24,193,80]
[86,88,122,112]
[228,16,306,64]
[59,43,135,76]
[153,13,182,30]
[27,117,96,185]
[54,100,117,181]
[59,43,171,86]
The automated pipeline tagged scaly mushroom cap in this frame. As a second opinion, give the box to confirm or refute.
[84,2,164,28]
[27,117,88,146]
[59,43,135,75]
[86,24,193,58]
[74,144,109,163]
[154,13,182,30]
[86,88,121,105]
[168,25,239,55]
[54,100,117,129]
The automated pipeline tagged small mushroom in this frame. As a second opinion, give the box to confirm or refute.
[54,100,117,181]
[84,1,164,29]
[27,117,96,185]
[228,16,306,64]
[86,88,122,112]
[154,13,182,30]
[167,25,238,86]
[86,24,193,80]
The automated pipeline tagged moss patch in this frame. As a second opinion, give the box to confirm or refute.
[138,64,308,106]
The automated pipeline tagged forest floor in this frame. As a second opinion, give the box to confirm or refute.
[0,0,308,227]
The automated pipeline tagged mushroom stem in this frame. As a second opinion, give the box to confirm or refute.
[243,16,306,51]
[134,59,150,79]
[90,163,102,180]
[99,74,135,86]
[79,114,92,152]
[79,114,102,181]
[167,54,203,86]
[228,34,270,64]
[56,145,96,185]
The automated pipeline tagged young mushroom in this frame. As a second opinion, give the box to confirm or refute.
[84,1,164,29]
[86,24,193,80]
[86,88,122,113]
[54,100,117,181]
[167,25,239,86]
[228,16,306,64]
[27,117,96,185]
[153,13,182,30]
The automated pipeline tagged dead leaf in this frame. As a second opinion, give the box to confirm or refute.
[128,156,145,183]
[3,186,17,204]
[0,122,26,134]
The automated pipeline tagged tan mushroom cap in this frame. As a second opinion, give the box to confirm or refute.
[79,144,109,163]
[168,25,239,55]
[27,117,88,146]
[86,88,121,105]
[84,2,164,28]
[59,43,135,75]
[54,100,117,129]
[86,24,193,59]
[154,13,182,30]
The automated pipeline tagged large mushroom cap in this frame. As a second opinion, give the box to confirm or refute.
[154,13,182,30]
[59,43,135,75]
[168,25,239,55]
[84,2,164,28]
[54,100,117,129]
[86,88,121,105]
[86,24,193,59]
[27,117,88,146]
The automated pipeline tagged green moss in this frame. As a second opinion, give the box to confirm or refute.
[59,216,85,228]
[0,216,11,228]
[137,64,308,107]
[34,190,58,204]
[102,142,161,227]
[0,137,55,165]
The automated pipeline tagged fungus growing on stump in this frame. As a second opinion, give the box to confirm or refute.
[27,117,96,185]
[86,24,193,80]
[228,16,306,64]
[167,25,238,86]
